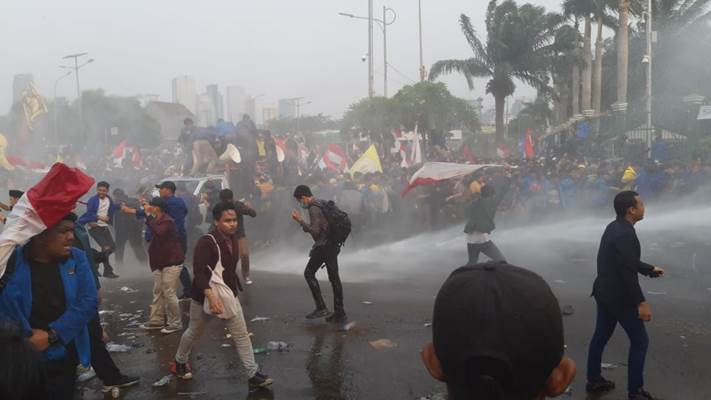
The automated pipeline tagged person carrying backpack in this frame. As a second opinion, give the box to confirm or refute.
[291,185,350,323]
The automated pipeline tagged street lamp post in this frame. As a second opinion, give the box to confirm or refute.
[419,0,425,81]
[339,6,397,97]
[643,0,654,158]
[53,71,73,144]
[61,52,94,143]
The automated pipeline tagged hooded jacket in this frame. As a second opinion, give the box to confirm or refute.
[0,246,98,367]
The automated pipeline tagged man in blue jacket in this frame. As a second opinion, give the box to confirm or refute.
[78,181,120,278]
[0,213,98,400]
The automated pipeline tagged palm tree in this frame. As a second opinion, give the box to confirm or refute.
[429,0,563,144]
[563,0,596,113]
[617,0,631,109]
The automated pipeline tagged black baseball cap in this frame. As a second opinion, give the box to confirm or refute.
[155,181,176,192]
[149,197,167,210]
[432,262,564,398]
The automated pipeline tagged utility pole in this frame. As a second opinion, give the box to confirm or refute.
[61,52,93,143]
[368,0,375,98]
[418,0,425,81]
[645,0,654,157]
[53,71,72,144]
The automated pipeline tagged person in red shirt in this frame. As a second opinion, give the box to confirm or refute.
[140,198,185,335]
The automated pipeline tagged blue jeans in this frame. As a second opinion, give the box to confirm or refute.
[587,300,649,394]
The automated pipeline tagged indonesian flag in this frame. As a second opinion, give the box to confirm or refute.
[318,144,348,172]
[6,155,47,173]
[0,163,95,279]
[111,139,128,166]
[401,162,500,196]
[275,139,286,163]
[496,143,511,159]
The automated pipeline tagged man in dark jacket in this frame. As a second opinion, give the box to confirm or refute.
[218,189,257,285]
[463,178,509,265]
[586,191,664,400]
[291,185,346,323]
[140,198,185,335]
[111,188,146,266]
[171,202,272,389]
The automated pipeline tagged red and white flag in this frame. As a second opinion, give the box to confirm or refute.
[275,139,286,163]
[0,163,95,279]
[318,144,348,172]
[496,143,511,159]
[524,128,535,159]
[401,162,499,196]
[111,139,128,167]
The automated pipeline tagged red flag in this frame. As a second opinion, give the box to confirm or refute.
[27,163,95,229]
[524,128,535,159]
[496,143,511,159]
[461,144,476,164]
[112,140,128,160]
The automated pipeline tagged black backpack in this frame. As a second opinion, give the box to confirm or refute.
[315,200,352,247]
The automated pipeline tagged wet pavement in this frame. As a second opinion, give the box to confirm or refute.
[78,212,711,399]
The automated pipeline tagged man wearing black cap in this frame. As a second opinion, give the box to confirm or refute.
[291,185,346,323]
[122,180,191,298]
[421,262,576,400]
[586,191,664,400]
[0,190,23,224]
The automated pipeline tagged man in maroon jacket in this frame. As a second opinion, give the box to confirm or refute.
[171,202,273,389]
[140,198,185,335]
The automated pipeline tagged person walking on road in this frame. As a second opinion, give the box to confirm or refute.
[171,202,273,389]
[291,185,347,323]
[586,191,665,400]
[78,181,120,278]
[218,189,257,285]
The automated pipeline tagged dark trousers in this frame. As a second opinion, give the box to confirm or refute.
[88,314,122,384]
[42,346,78,400]
[179,234,192,297]
[304,246,344,313]
[467,241,506,265]
[89,226,116,254]
[114,228,146,264]
[587,301,649,394]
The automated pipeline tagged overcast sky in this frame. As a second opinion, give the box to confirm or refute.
[1,0,564,121]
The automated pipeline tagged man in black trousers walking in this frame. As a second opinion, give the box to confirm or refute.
[586,191,664,400]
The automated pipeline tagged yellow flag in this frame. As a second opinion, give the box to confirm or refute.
[349,144,383,176]
[0,133,15,171]
[22,83,48,128]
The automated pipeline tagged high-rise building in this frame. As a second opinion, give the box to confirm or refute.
[245,96,257,122]
[225,86,246,122]
[262,105,278,124]
[13,74,35,104]
[205,84,224,120]
[197,93,217,126]
[171,75,197,116]
[278,98,296,118]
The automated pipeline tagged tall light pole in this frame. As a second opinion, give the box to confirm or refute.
[339,6,397,97]
[368,0,374,98]
[61,52,94,143]
[418,0,425,81]
[643,0,654,157]
[53,71,73,144]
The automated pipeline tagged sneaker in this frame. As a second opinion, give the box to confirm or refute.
[170,361,193,380]
[141,322,164,331]
[103,271,120,279]
[629,390,658,400]
[248,372,273,389]
[77,366,96,382]
[586,377,616,394]
[160,326,182,335]
[305,308,330,319]
[103,374,140,389]
[325,311,348,323]
[245,277,254,286]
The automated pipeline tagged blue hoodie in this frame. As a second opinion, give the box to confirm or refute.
[0,246,97,367]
